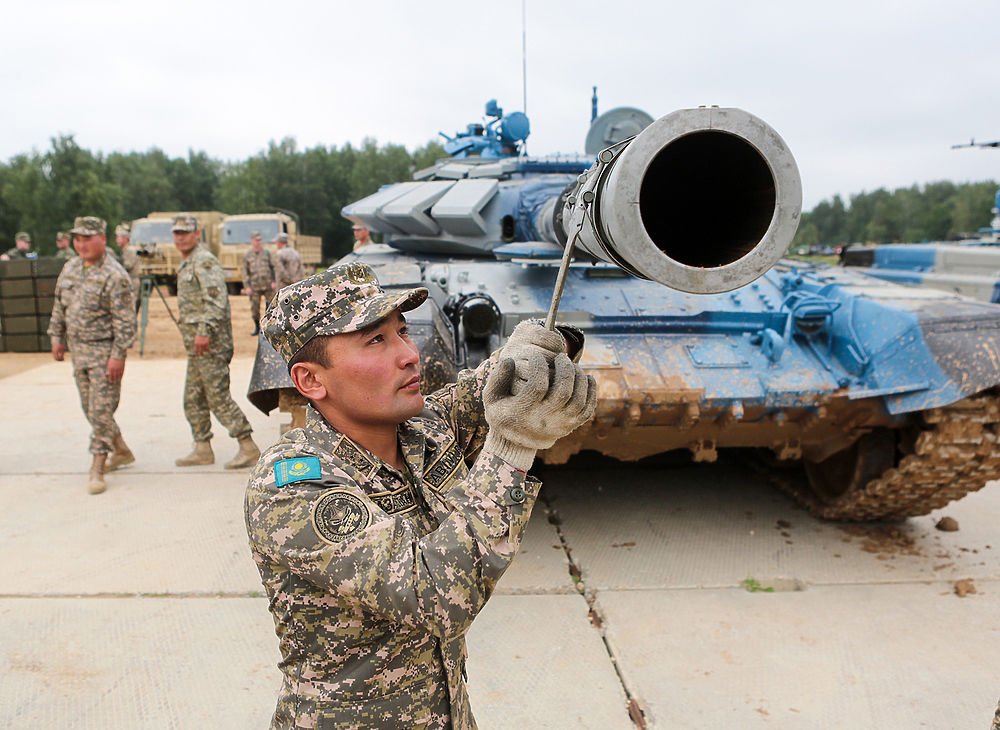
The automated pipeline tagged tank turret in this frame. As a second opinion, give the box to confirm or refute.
[249,97,1000,523]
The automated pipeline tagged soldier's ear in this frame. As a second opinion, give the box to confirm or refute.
[290,361,328,401]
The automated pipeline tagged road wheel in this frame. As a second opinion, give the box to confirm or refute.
[802,428,898,505]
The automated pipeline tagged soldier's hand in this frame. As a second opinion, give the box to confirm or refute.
[106,357,125,383]
[500,320,567,394]
[194,335,211,356]
[51,343,65,361]
[485,351,597,451]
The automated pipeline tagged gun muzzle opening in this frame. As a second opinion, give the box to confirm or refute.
[640,131,776,269]
[566,107,802,294]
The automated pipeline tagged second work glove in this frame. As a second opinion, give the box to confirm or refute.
[483,349,597,470]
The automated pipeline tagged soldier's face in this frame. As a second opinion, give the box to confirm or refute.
[251,237,262,251]
[116,234,129,247]
[56,237,70,249]
[16,239,30,251]
[353,228,370,243]
[74,233,106,264]
[173,230,199,254]
[314,310,423,432]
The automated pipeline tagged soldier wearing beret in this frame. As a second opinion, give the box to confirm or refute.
[242,230,276,335]
[245,262,596,729]
[47,217,137,494]
[272,232,304,291]
[172,214,261,469]
[54,231,77,259]
[1,232,33,260]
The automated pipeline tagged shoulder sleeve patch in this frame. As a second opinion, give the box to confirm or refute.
[312,489,371,544]
[274,456,322,486]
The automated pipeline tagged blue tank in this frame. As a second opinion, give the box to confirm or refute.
[249,99,1000,521]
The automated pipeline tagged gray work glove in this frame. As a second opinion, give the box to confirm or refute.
[482,350,597,471]
[501,320,586,395]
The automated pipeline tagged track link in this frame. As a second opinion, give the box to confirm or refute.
[774,388,1000,521]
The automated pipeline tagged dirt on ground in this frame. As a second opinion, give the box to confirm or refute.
[136,290,260,359]
[0,291,261,379]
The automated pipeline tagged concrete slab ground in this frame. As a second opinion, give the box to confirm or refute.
[3,354,999,728]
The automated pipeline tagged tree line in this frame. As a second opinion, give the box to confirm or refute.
[794,181,998,247]
[0,135,444,260]
[2,134,996,257]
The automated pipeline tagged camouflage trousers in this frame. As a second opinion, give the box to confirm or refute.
[183,351,253,443]
[248,288,271,326]
[70,341,122,455]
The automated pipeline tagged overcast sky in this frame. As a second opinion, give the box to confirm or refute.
[3,0,999,210]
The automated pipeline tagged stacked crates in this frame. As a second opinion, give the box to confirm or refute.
[0,258,67,352]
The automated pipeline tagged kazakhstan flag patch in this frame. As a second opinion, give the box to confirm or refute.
[274,456,322,487]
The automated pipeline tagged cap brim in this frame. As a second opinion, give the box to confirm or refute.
[315,287,429,337]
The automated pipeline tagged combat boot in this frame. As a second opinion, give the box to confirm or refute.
[106,433,135,472]
[89,454,107,495]
[225,436,261,469]
[175,440,214,466]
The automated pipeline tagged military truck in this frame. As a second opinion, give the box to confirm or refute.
[130,210,227,293]
[218,211,323,292]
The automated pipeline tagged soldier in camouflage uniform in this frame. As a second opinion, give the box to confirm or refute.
[48,217,137,494]
[115,223,140,303]
[1,231,33,260]
[54,231,77,259]
[242,231,276,335]
[245,262,596,729]
[352,222,372,251]
[172,214,261,469]
[272,232,304,290]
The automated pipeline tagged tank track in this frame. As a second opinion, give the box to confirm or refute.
[771,388,1000,521]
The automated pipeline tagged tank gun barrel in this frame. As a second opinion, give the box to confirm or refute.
[545,107,802,294]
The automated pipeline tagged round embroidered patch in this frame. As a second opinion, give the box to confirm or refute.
[312,490,371,544]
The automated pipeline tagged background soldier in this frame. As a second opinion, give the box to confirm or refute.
[272,232,304,292]
[54,231,76,259]
[115,223,140,301]
[47,216,137,494]
[245,263,596,729]
[241,231,275,335]
[351,223,372,251]
[1,232,33,260]
[172,214,260,469]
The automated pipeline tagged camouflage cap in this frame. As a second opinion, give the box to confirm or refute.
[263,261,428,363]
[56,231,70,240]
[351,223,368,230]
[273,233,289,243]
[15,231,31,242]
[250,230,263,240]
[69,217,106,236]
[171,214,199,232]
[115,223,130,237]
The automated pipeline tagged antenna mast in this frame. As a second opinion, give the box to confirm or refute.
[521,0,527,115]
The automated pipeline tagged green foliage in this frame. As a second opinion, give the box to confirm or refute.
[742,578,775,593]
[0,134,445,262]
[795,181,998,247]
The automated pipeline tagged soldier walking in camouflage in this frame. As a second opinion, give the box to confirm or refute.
[245,262,596,729]
[47,217,137,494]
[2,231,33,260]
[54,231,76,259]
[272,232,304,290]
[242,231,275,335]
[172,214,261,469]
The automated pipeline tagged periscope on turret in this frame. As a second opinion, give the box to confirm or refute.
[249,97,1000,522]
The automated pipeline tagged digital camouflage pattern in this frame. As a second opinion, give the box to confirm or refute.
[15,231,31,242]
[243,247,276,325]
[55,246,77,259]
[171,213,199,232]
[246,356,538,729]
[274,244,305,290]
[177,244,252,442]
[119,245,140,295]
[47,251,136,453]
[992,699,1000,730]
[262,262,427,363]
[69,217,106,236]
[2,246,29,259]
